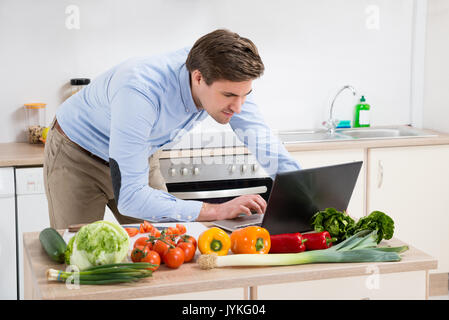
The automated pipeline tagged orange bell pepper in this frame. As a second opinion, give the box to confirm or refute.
[230,226,271,254]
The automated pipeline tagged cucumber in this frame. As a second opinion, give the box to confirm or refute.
[39,227,67,263]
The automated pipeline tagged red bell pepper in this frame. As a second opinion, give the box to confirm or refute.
[269,233,307,253]
[302,231,336,250]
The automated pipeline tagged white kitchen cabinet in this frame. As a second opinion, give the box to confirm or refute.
[15,167,50,300]
[257,270,427,300]
[289,149,366,219]
[0,167,17,300]
[367,145,449,273]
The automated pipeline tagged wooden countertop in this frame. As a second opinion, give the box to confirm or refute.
[0,142,45,167]
[23,228,437,300]
[2,126,449,167]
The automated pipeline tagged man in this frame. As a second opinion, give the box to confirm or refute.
[43,29,301,229]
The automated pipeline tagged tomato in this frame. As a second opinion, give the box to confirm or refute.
[176,224,187,235]
[153,239,175,260]
[131,245,150,263]
[166,226,180,237]
[150,228,161,238]
[177,242,196,262]
[133,236,152,249]
[177,235,197,250]
[141,250,161,271]
[163,247,185,269]
[143,220,155,233]
[139,223,146,234]
[124,227,139,237]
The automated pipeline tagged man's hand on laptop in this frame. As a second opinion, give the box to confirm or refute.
[196,194,267,221]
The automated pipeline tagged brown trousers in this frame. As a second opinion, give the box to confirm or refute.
[43,120,168,229]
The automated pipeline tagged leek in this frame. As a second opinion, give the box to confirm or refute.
[198,230,408,269]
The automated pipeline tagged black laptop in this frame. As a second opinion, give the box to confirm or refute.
[213,161,363,235]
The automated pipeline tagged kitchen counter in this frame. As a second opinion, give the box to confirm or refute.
[2,126,449,166]
[0,142,45,167]
[23,226,437,300]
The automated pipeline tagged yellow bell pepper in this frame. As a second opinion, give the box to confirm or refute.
[198,227,231,256]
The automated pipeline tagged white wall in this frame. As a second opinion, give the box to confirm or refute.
[0,0,416,143]
[423,0,449,134]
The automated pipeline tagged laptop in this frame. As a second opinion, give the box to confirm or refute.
[213,161,363,235]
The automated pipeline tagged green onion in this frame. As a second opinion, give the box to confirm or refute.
[198,230,408,270]
[46,262,155,285]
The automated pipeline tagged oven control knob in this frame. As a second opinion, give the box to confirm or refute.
[252,164,259,172]
[193,167,200,175]
[169,168,176,177]
[229,165,236,174]
[241,164,247,173]
[181,168,189,176]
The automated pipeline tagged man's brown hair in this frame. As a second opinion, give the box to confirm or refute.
[186,29,265,85]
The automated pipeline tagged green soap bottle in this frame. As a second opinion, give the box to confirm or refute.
[354,96,370,128]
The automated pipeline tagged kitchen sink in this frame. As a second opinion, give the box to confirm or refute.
[277,131,351,144]
[278,126,437,144]
[336,126,438,140]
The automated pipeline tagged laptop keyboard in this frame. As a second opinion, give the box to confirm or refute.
[233,214,263,228]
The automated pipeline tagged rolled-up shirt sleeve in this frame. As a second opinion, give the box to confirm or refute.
[109,87,203,222]
[230,93,301,179]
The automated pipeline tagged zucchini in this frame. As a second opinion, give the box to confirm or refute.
[39,227,67,263]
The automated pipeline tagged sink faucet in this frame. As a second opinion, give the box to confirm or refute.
[323,85,357,136]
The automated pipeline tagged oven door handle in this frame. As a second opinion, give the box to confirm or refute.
[170,186,268,200]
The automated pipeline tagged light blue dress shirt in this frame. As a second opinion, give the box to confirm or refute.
[56,47,301,222]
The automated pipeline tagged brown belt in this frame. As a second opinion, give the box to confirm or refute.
[53,120,110,167]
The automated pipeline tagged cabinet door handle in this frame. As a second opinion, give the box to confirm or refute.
[377,160,384,189]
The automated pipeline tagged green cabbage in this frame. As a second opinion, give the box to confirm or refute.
[65,220,130,270]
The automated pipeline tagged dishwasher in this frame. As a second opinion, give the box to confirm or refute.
[15,167,50,300]
[0,167,17,299]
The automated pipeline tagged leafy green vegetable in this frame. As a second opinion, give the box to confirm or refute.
[65,236,75,265]
[65,220,130,270]
[347,210,395,244]
[310,208,355,242]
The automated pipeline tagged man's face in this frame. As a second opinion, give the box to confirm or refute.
[191,71,253,124]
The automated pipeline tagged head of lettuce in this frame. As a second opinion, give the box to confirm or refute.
[65,221,130,270]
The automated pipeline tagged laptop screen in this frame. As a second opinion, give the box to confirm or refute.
[261,161,362,235]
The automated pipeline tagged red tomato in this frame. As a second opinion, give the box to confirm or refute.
[133,236,152,249]
[149,228,161,238]
[124,227,139,237]
[177,241,195,262]
[143,220,155,233]
[131,245,150,263]
[163,247,185,269]
[177,235,197,250]
[153,239,175,261]
[141,250,161,271]
[165,226,180,237]
[176,224,187,235]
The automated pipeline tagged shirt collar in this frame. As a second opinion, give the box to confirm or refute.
[179,63,199,114]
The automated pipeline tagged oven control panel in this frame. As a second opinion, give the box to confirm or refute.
[160,154,269,183]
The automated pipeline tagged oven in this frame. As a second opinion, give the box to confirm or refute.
[160,154,272,204]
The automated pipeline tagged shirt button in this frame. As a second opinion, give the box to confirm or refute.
[176,214,181,220]
[187,216,192,220]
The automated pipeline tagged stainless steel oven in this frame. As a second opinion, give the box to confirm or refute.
[160,154,272,204]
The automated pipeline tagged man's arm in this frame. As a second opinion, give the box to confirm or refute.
[109,87,203,222]
[229,93,301,179]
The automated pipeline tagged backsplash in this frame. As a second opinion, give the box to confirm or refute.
[0,0,417,143]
